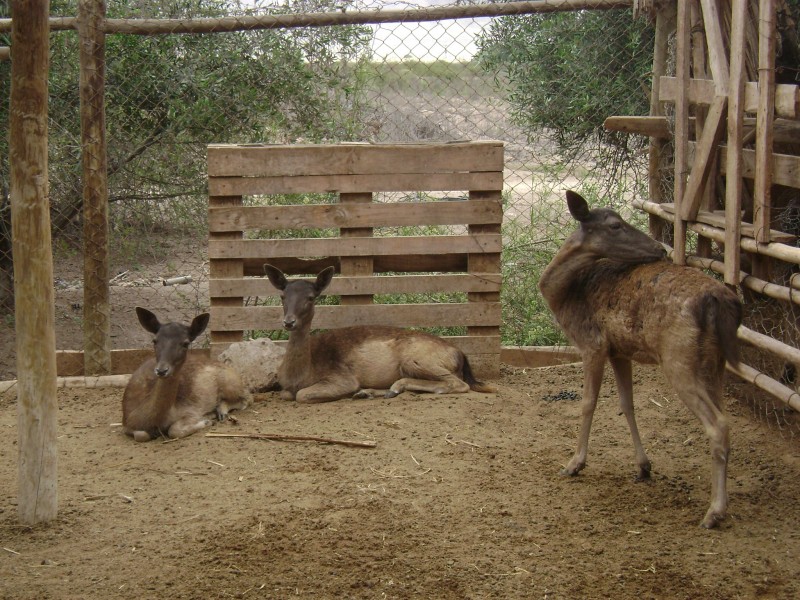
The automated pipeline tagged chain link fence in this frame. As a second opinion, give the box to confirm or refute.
[0,1,797,435]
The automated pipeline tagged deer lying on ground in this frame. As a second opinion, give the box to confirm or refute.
[264,264,495,403]
[538,191,742,528]
[122,307,251,442]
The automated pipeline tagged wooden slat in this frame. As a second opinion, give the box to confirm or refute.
[211,302,502,331]
[680,94,727,221]
[245,254,470,277]
[689,143,800,191]
[209,171,503,196]
[207,141,505,177]
[210,273,503,298]
[55,348,210,377]
[209,234,502,260]
[209,199,503,232]
[660,77,800,119]
[699,0,730,91]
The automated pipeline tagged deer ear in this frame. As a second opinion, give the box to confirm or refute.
[189,313,210,341]
[136,307,161,334]
[264,264,287,291]
[315,266,335,294]
[566,191,591,222]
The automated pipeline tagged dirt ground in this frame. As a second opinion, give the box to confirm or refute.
[1,362,798,600]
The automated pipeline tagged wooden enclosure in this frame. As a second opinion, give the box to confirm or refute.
[206,142,504,378]
[608,0,800,411]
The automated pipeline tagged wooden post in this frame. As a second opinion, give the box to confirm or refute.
[340,193,374,305]
[751,0,776,280]
[690,0,715,259]
[724,0,747,286]
[78,0,111,374]
[10,0,59,524]
[672,0,691,265]
[647,2,675,243]
[209,193,244,358]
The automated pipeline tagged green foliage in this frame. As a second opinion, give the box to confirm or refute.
[477,9,654,154]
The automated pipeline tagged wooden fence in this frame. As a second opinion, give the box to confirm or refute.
[206,141,504,378]
[609,0,800,411]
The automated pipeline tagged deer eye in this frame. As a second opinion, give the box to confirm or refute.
[609,221,622,231]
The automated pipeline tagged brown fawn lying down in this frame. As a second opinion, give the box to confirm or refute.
[264,264,495,403]
[538,191,742,528]
[122,307,250,442]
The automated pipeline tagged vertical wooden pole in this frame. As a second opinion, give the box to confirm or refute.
[209,193,243,358]
[10,0,58,524]
[751,0,776,280]
[78,0,111,375]
[690,0,715,259]
[340,193,374,305]
[724,0,747,286]
[468,190,501,379]
[647,3,675,243]
[673,0,691,265]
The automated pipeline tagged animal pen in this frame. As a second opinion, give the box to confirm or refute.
[2,0,799,525]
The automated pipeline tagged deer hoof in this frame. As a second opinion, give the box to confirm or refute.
[700,510,725,529]
[384,390,400,399]
[635,465,652,482]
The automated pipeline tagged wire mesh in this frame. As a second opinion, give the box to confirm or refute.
[0,1,797,436]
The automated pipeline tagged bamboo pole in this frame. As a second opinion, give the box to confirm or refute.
[673,0,691,265]
[79,0,111,375]
[727,361,800,413]
[724,0,747,286]
[634,198,800,265]
[0,1,635,35]
[10,0,58,525]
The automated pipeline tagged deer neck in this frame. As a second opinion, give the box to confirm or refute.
[282,325,314,388]
[539,237,600,311]
[147,369,182,421]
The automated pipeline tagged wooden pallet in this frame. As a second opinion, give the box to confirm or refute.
[207,142,505,378]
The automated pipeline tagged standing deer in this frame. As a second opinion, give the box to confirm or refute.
[538,191,742,528]
[122,307,251,442]
[264,264,495,403]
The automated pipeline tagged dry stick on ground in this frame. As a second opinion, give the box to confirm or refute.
[205,432,377,448]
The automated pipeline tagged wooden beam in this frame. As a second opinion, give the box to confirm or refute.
[699,0,730,91]
[680,94,727,221]
[659,77,800,119]
[10,0,59,525]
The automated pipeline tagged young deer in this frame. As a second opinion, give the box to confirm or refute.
[264,264,495,403]
[122,307,251,442]
[538,191,742,528]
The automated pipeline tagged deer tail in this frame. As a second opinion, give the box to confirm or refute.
[462,354,497,393]
[702,291,742,367]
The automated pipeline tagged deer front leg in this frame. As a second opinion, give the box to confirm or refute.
[385,374,470,398]
[610,356,651,480]
[562,353,605,476]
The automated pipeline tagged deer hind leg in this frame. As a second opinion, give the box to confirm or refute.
[297,375,361,403]
[215,371,252,420]
[385,373,470,398]
[167,415,215,439]
[563,353,606,476]
[610,356,651,480]
[666,364,730,528]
